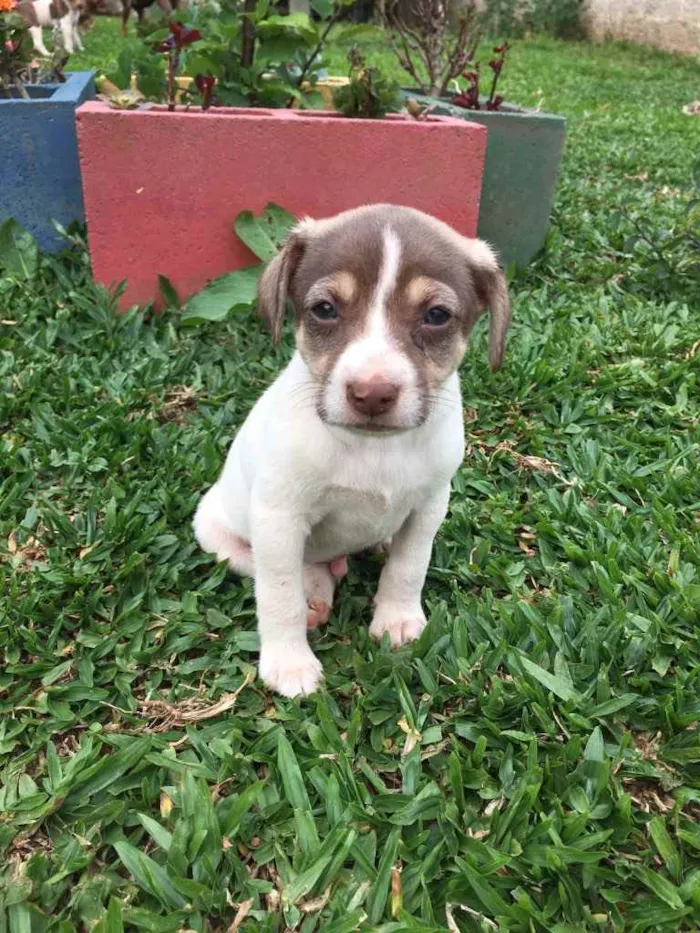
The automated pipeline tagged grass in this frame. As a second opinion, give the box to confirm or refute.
[2,20,700,933]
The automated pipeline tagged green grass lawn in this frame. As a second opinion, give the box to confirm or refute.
[2,23,700,933]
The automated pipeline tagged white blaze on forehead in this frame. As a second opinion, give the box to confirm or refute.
[322,225,423,427]
[346,225,402,360]
[370,226,402,338]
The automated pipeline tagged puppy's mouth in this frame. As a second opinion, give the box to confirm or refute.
[332,422,412,436]
[317,404,425,435]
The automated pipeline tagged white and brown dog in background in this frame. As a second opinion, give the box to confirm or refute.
[194,204,511,697]
[16,0,85,58]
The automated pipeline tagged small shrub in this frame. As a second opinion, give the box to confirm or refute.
[333,46,399,118]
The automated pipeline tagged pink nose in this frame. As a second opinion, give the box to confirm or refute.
[346,376,400,417]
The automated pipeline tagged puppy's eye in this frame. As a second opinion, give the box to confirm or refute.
[423,306,452,327]
[311,301,338,322]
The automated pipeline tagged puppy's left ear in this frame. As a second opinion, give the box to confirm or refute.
[258,222,309,345]
[467,240,511,371]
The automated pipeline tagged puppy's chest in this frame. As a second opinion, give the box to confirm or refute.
[305,478,422,560]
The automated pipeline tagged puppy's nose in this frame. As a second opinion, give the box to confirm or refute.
[346,376,400,417]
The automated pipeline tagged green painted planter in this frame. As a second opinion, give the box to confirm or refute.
[400,91,566,268]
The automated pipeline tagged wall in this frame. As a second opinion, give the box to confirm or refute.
[583,0,700,55]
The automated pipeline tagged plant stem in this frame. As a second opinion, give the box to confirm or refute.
[292,9,341,101]
[487,67,499,106]
[241,0,256,69]
[167,51,176,111]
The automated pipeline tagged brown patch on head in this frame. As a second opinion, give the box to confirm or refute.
[324,271,357,305]
[375,206,510,375]
[257,204,510,419]
[258,208,386,382]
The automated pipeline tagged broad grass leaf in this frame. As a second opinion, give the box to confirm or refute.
[138,813,173,852]
[518,654,580,702]
[114,841,187,909]
[635,866,684,910]
[367,827,400,924]
[0,219,38,279]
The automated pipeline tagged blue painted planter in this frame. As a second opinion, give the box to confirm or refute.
[0,72,95,251]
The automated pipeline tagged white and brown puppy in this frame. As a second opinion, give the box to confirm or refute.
[194,204,510,697]
[16,0,84,57]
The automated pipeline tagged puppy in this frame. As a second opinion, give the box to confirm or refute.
[16,0,84,57]
[194,204,510,697]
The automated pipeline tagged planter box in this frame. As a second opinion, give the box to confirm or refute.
[401,91,566,268]
[76,101,487,308]
[0,72,95,251]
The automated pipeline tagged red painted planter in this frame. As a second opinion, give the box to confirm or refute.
[76,101,487,309]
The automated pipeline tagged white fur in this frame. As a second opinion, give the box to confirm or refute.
[323,227,422,428]
[194,350,464,697]
[25,0,82,57]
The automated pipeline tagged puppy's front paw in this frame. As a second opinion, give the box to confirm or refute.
[369,604,427,648]
[258,642,323,697]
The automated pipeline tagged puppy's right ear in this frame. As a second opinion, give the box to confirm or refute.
[258,223,309,345]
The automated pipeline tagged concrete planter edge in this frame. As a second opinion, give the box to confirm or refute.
[1,71,96,251]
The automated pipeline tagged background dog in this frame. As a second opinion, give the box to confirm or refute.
[16,0,85,57]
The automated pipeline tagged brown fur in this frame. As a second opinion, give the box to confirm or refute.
[15,0,39,27]
[49,0,70,17]
[258,204,511,408]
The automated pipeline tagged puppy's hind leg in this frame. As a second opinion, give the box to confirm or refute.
[193,486,254,577]
[304,563,336,630]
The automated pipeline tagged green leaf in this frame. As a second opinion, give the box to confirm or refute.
[158,275,180,308]
[589,694,638,717]
[518,653,580,702]
[390,782,441,825]
[277,732,312,811]
[584,727,605,762]
[7,904,32,933]
[234,203,296,262]
[114,841,188,909]
[138,813,173,852]
[46,741,62,790]
[62,737,152,807]
[649,817,682,882]
[220,780,264,837]
[282,826,356,906]
[104,898,124,933]
[181,266,262,323]
[456,857,511,918]
[366,827,400,924]
[635,865,684,910]
[310,0,333,18]
[0,219,38,279]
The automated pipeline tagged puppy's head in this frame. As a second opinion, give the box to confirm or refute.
[258,204,510,433]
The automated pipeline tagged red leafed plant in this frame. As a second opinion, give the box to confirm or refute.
[452,42,510,112]
[153,20,202,111]
[194,72,215,110]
